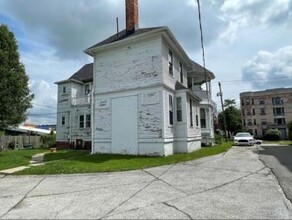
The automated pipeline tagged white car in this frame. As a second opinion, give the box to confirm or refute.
[234,132,255,146]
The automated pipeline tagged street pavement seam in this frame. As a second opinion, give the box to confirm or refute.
[142,169,189,196]
[24,179,153,199]
[101,162,181,219]
[0,176,47,219]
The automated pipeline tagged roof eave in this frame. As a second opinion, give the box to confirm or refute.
[54,78,84,85]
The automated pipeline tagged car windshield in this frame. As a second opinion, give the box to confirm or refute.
[235,133,252,137]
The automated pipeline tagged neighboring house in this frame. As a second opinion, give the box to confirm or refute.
[240,87,292,139]
[55,64,93,149]
[55,0,215,155]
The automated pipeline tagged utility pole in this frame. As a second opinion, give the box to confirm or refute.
[218,82,228,141]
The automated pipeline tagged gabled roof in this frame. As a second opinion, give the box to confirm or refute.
[86,27,163,52]
[69,63,93,82]
[55,63,93,85]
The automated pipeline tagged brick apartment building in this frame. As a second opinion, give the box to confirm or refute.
[240,88,292,139]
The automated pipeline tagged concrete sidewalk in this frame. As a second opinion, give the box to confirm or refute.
[0,153,46,174]
[0,146,291,219]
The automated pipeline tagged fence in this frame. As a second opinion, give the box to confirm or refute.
[0,135,41,149]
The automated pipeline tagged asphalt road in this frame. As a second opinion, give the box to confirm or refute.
[258,145,292,203]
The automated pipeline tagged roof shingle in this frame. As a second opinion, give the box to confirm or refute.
[69,63,93,82]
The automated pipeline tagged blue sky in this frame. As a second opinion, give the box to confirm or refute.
[0,0,292,125]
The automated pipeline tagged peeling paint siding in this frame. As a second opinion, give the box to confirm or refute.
[94,108,111,139]
[94,37,163,93]
[138,91,162,138]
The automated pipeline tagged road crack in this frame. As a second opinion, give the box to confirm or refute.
[0,175,47,219]
[163,202,192,219]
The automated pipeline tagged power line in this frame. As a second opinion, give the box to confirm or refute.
[32,102,57,109]
[28,113,57,116]
[211,76,292,84]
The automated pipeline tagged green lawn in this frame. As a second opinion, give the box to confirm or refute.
[15,142,232,175]
[0,149,49,170]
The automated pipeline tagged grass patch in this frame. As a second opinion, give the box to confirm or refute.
[0,149,48,170]
[15,142,232,175]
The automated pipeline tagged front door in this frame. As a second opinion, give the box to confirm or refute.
[111,96,138,154]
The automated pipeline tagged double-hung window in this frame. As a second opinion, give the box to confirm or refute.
[176,97,182,122]
[200,108,206,128]
[169,94,174,125]
[79,115,84,128]
[179,62,183,83]
[168,49,173,76]
[80,114,91,128]
[86,114,91,128]
[61,116,66,126]
[189,99,193,127]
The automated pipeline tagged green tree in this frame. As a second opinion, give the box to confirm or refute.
[0,24,33,129]
[218,99,242,138]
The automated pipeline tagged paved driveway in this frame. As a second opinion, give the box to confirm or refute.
[0,146,291,219]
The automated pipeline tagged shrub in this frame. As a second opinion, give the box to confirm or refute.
[40,131,56,148]
[8,141,15,150]
[263,129,281,141]
[215,133,224,144]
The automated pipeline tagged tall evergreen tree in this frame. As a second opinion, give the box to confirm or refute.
[0,24,33,129]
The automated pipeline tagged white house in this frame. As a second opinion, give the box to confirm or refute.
[55,0,215,155]
[55,64,93,149]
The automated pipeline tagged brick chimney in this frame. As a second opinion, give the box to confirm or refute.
[126,0,139,35]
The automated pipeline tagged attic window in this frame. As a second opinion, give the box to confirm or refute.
[62,86,66,94]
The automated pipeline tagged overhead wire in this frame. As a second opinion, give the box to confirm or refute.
[196,0,209,103]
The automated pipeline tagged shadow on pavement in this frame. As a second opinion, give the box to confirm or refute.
[258,145,292,172]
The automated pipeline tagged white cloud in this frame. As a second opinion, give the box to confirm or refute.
[219,0,292,43]
[242,45,292,89]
